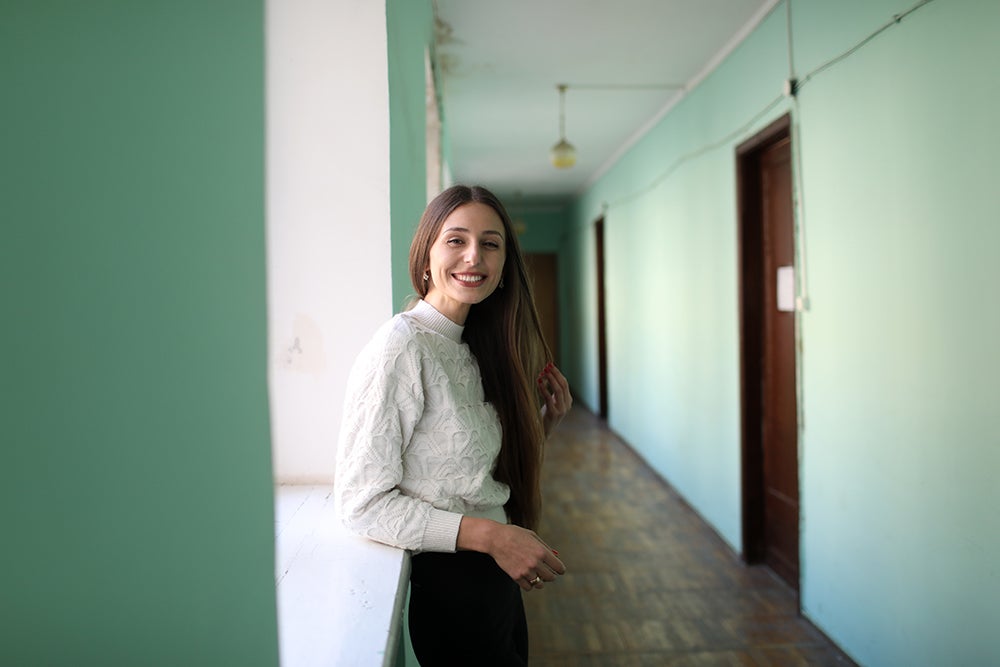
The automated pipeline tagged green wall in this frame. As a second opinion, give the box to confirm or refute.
[563,1,999,665]
[1,2,279,665]
[794,1,999,664]
[387,0,436,312]
[510,207,570,254]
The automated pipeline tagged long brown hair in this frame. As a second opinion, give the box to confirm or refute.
[408,185,551,529]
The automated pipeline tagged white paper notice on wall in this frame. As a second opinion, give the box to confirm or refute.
[777,265,795,312]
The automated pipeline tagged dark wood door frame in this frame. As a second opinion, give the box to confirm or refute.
[595,217,608,420]
[736,113,800,594]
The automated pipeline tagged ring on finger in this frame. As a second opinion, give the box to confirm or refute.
[529,576,542,586]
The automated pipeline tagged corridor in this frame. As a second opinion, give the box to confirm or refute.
[524,407,856,666]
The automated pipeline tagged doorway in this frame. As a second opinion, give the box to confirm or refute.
[737,114,800,592]
[595,217,608,419]
[525,253,560,366]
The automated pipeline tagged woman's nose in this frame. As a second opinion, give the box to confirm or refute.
[464,246,479,264]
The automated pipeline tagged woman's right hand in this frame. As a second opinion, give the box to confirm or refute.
[538,363,572,436]
[457,517,566,591]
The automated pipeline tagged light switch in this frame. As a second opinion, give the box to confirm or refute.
[777,265,795,312]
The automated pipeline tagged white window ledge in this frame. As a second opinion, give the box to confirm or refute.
[275,485,410,667]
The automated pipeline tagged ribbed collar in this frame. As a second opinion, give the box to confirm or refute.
[409,300,464,343]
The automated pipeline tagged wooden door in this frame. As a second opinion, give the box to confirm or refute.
[525,253,560,366]
[737,115,800,592]
[759,136,799,588]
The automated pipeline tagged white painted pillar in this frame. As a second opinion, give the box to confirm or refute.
[266,0,392,482]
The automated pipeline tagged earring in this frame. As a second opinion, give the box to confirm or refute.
[422,271,429,281]
[500,278,505,288]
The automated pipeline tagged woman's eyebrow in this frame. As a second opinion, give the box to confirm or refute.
[443,226,504,238]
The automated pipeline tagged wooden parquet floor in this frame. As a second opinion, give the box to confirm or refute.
[524,407,857,667]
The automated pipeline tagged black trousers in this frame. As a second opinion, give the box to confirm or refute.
[408,551,528,666]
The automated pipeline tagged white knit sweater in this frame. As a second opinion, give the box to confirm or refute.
[335,300,510,553]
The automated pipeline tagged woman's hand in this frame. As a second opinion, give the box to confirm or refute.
[538,362,572,436]
[457,518,565,591]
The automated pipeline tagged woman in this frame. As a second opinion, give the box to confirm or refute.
[336,184,572,664]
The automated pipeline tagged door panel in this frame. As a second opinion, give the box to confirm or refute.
[760,137,799,588]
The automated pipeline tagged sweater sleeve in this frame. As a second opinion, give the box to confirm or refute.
[335,329,464,552]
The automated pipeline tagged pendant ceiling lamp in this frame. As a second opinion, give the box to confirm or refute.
[549,84,576,169]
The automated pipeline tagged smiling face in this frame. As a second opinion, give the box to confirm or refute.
[423,202,507,324]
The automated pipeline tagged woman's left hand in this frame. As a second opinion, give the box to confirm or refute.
[537,362,572,436]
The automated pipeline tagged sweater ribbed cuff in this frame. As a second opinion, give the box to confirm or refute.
[421,508,463,552]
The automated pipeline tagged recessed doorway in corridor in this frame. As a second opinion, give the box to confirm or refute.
[737,114,800,593]
[595,217,608,420]
[525,253,560,367]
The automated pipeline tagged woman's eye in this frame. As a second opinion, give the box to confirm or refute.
[446,238,464,246]
[483,241,501,249]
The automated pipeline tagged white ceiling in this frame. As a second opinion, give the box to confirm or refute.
[433,0,777,206]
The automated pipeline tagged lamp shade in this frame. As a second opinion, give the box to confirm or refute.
[550,138,577,169]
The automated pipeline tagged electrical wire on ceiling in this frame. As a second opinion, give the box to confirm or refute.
[785,0,795,80]
[595,0,938,329]
[564,84,685,91]
[604,93,786,210]
[549,83,687,169]
[600,0,939,213]
[795,0,936,94]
